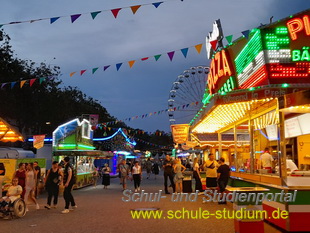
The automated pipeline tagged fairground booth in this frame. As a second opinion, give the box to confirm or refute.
[187,9,310,232]
[52,118,111,188]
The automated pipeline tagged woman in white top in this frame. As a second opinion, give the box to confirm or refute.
[131,161,142,192]
[193,158,204,192]
[24,163,39,210]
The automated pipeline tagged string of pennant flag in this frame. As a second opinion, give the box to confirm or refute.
[98,126,171,136]
[0,29,251,90]
[0,0,182,28]
[0,43,204,90]
[98,101,200,126]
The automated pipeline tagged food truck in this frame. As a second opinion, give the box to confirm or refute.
[186,9,310,232]
[52,118,110,188]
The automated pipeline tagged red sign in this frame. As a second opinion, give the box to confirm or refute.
[207,49,234,94]
[287,15,310,41]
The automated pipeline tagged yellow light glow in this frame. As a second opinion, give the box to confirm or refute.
[192,99,273,133]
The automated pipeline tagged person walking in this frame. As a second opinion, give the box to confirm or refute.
[92,168,99,187]
[132,161,142,192]
[203,154,219,189]
[146,158,152,179]
[61,157,77,214]
[119,160,129,191]
[44,161,63,209]
[102,163,111,189]
[217,157,230,204]
[193,158,204,193]
[14,163,26,199]
[173,159,186,193]
[152,162,160,180]
[163,155,175,194]
[24,163,40,211]
[33,161,41,198]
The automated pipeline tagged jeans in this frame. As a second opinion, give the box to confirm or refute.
[133,174,141,189]
[64,183,75,209]
[193,171,203,192]
[47,184,59,206]
[164,172,175,193]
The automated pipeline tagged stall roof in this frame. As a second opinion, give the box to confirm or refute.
[0,118,23,142]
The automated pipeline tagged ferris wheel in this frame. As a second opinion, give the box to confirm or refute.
[168,66,209,125]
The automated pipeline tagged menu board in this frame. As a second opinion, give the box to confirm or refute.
[284,117,302,138]
[297,113,310,135]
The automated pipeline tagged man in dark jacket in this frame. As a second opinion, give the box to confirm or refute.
[61,157,77,214]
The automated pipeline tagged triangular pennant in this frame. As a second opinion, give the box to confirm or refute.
[242,30,250,39]
[152,2,163,8]
[111,8,122,19]
[91,11,101,20]
[210,40,218,50]
[181,48,188,58]
[131,5,141,15]
[40,77,45,84]
[1,83,6,89]
[104,65,110,71]
[70,72,76,77]
[195,44,203,54]
[0,25,3,29]
[128,60,135,68]
[30,79,36,87]
[50,17,60,24]
[71,14,82,23]
[225,35,233,44]
[167,51,175,61]
[20,80,27,88]
[92,67,99,74]
[116,63,122,71]
[11,82,16,89]
[80,70,87,75]
[154,54,161,61]
[141,57,149,61]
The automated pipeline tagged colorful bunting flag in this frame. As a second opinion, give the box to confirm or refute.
[181,48,188,58]
[242,30,250,39]
[167,51,175,61]
[210,40,218,50]
[104,65,110,71]
[80,70,87,75]
[195,44,203,54]
[91,11,101,20]
[39,77,45,84]
[131,5,141,14]
[152,2,163,8]
[1,83,6,89]
[11,82,16,89]
[154,54,162,61]
[71,14,82,23]
[92,67,99,74]
[141,57,149,61]
[20,80,27,88]
[116,63,122,71]
[225,35,233,44]
[128,60,135,68]
[70,72,76,77]
[50,17,60,24]
[111,8,122,18]
[30,79,36,87]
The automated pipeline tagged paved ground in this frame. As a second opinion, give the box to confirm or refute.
[1,172,282,233]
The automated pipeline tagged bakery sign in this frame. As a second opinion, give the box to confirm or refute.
[171,124,190,144]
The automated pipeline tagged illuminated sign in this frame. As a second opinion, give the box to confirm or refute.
[207,49,233,94]
[218,76,236,94]
[292,47,310,61]
[206,19,224,59]
[171,124,190,144]
[287,15,310,41]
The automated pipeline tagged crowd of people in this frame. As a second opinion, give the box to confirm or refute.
[0,157,77,217]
